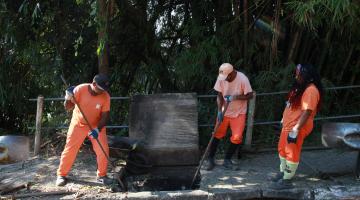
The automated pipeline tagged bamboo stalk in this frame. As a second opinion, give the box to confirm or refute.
[337,45,355,84]
[270,0,281,69]
[287,27,302,64]
[343,59,360,105]
[318,30,333,72]
[243,0,248,65]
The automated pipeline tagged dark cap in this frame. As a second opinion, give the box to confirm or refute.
[93,74,110,91]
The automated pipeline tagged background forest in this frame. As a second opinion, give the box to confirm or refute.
[0,0,359,149]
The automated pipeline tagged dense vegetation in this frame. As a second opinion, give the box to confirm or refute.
[0,0,359,148]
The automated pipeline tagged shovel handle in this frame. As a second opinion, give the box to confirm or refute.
[190,101,230,188]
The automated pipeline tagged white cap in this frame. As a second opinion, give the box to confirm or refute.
[217,63,234,81]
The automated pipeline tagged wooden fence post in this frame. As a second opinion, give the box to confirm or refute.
[244,92,256,151]
[34,95,44,155]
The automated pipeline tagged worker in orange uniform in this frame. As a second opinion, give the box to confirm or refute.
[206,63,253,171]
[56,74,112,186]
[270,64,323,189]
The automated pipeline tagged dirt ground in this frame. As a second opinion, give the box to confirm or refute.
[1,138,360,199]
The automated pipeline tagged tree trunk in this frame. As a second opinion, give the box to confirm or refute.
[213,0,232,34]
[270,0,281,69]
[233,0,240,17]
[97,0,112,75]
[243,0,248,66]
[318,29,333,73]
[189,0,203,46]
[286,27,302,65]
[297,32,312,63]
[342,58,360,105]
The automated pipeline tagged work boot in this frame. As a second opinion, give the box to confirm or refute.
[205,157,216,171]
[223,143,240,170]
[225,143,239,160]
[56,176,67,186]
[205,138,220,171]
[223,159,240,170]
[97,176,113,185]
[208,138,220,158]
[269,179,294,190]
[268,172,284,182]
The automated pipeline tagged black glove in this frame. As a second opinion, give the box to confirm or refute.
[88,128,99,139]
[65,86,75,100]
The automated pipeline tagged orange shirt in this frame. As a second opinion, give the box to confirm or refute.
[214,71,253,118]
[70,83,110,128]
[282,84,320,132]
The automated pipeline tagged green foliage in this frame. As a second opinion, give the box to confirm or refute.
[286,0,359,30]
[0,0,359,149]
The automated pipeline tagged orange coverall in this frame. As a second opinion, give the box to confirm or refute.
[57,83,110,177]
[279,84,320,163]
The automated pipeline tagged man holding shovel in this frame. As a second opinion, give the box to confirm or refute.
[206,63,253,170]
[56,74,112,186]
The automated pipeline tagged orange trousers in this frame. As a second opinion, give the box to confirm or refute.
[278,129,311,163]
[214,114,246,144]
[57,123,109,177]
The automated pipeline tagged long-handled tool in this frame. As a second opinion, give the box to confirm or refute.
[190,102,230,189]
[60,75,126,191]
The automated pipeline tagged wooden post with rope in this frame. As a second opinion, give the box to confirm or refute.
[34,95,44,155]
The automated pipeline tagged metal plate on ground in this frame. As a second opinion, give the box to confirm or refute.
[322,123,360,150]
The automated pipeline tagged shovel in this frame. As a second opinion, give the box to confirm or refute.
[190,101,230,189]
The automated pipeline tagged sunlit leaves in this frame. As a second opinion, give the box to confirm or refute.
[286,0,359,30]
[74,35,83,57]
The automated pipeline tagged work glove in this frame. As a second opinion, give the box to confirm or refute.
[65,86,75,100]
[88,128,99,139]
[224,95,233,102]
[217,111,223,123]
[287,128,299,144]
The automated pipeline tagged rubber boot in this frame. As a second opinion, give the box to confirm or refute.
[269,178,293,190]
[268,172,284,182]
[283,162,299,180]
[268,155,286,182]
[205,138,220,171]
[223,143,240,170]
[269,161,298,190]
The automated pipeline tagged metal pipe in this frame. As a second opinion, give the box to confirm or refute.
[29,85,360,101]
[28,113,360,130]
